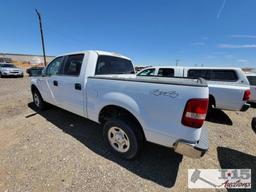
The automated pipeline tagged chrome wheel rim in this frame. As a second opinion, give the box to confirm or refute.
[108,126,130,153]
[33,93,40,107]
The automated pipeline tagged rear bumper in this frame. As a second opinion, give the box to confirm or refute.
[240,103,250,112]
[174,127,208,158]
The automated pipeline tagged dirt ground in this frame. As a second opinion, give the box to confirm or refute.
[0,77,255,192]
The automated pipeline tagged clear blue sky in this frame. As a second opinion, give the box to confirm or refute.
[0,0,256,67]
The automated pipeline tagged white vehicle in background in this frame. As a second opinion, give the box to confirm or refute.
[245,73,256,103]
[30,50,210,159]
[137,66,251,111]
[0,63,24,78]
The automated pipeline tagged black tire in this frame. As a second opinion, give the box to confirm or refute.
[32,89,46,110]
[251,117,256,133]
[208,95,215,111]
[103,117,144,159]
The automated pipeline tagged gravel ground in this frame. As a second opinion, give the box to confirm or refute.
[0,77,255,192]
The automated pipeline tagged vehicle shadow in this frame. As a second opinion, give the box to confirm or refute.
[27,102,182,188]
[0,76,23,78]
[206,109,233,126]
[217,147,256,191]
[248,102,256,108]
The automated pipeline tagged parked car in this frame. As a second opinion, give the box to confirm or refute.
[0,63,24,78]
[26,66,44,77]
[30,50,209,159]
[137,66,251,111]
[245,73,256,103]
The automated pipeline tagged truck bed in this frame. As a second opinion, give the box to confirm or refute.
[86,75,209,148]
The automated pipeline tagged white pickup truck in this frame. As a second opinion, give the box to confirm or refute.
[137,66,251,111]
[30,50,209,159]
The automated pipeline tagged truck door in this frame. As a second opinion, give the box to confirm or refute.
[39,56,65,105]
[54,54,86,117]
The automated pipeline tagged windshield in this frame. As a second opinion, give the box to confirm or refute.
[0,64,16,68]
[95,56,134,75]
[247,76,256,86]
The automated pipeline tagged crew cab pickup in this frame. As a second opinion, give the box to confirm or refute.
[30,50,209,159]
[137,66,251,111]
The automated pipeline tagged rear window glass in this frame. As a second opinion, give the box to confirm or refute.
[158,68,174,77]
[95,56,134,75]
[187,70,209,79]
[247,76,256,86]
[210,70,238,81]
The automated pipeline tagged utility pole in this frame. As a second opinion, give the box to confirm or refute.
[35,9,47,66]
[176,59,179,66]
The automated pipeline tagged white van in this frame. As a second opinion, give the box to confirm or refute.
[137,66,251,111]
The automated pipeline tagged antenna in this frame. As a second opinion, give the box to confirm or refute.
[35,9,47,67]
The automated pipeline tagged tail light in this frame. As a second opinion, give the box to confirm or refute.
[182,99,209,128]
[243,90,251,101]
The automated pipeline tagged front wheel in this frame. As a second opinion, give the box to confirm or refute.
[32,90,46,110]
[103,117,143,159]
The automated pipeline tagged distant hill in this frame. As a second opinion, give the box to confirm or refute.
[0,53,55,68]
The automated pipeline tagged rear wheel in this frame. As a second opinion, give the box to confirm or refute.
[32,89,46,110]
[251,117,256,133]
[103,117,143,159]
[208,95,215,111]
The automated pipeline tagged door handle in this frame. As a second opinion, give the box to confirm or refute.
[75,83,81,90]
[53,80,58,86]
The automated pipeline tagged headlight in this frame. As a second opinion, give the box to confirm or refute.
[2,69,9,72]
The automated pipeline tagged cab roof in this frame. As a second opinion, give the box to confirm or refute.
[140,66,243,70]
[56,50,131,60]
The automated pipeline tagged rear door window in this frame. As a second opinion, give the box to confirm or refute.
[63,54,84,76]
[137,68,155,76]
[247,76,256,86]
[210,70,238,81]
[157,68,174,77]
